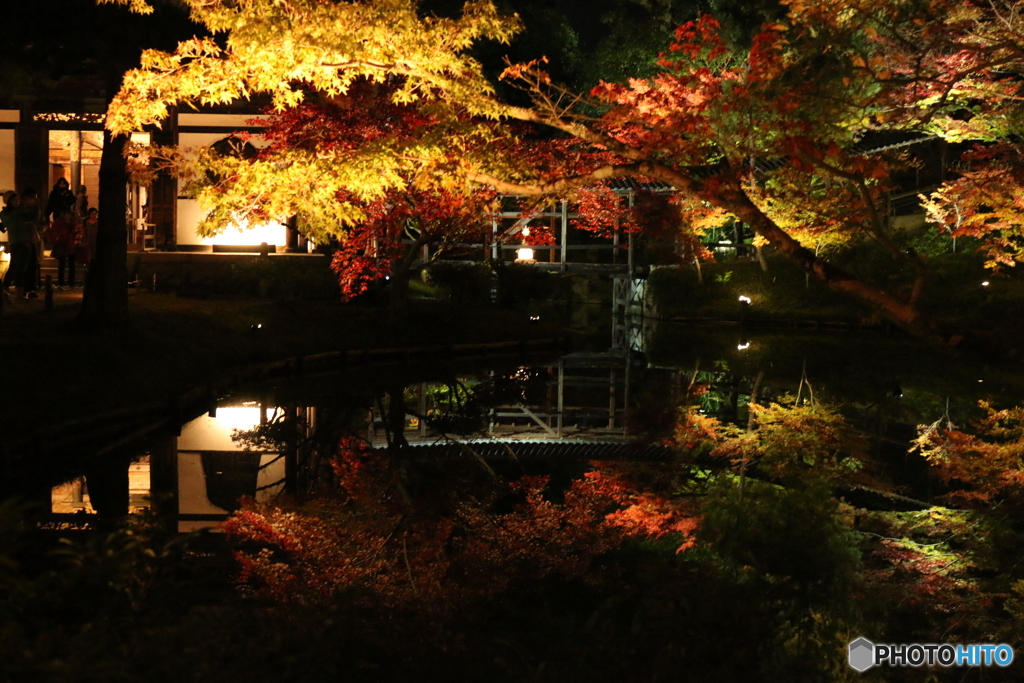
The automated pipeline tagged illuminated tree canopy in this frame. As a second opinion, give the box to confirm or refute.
[105,0,519,130]
[107,0,1024,347]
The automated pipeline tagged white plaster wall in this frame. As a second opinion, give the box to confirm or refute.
[179,407,264,451]
[179,113,268,128]
[177,406,286,526]
[255,454,286,502]
[176,129,285,247]
[0,129,15,194]
[176,197,288,247]
[178,453,229,515]
[177,452,286,516]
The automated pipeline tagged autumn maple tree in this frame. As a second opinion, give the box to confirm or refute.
[105,0,1024,346]
[223,431,697,611]
[913,401,1024,508]
[239,90,505,306]
[487,1,1024,348]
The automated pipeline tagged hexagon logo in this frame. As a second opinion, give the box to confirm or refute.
[849,637,875,672]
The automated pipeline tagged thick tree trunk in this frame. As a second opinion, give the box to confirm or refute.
[388,233,432,313]
[489,117,974,350]
[646,163,963,349]
[389,259,412,312]
[78,130,130,329]
[720,186,956,348]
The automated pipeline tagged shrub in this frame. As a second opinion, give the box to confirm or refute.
[424,261,493,304]
[493,262,556,307]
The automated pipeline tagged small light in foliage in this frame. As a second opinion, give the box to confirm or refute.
[737,340,750,350]
[251,323,263,332]
[511,367,531,380]
[982,281,990,287]
[738,295,752,304]
[530,315,540,324]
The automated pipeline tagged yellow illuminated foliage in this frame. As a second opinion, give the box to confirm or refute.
[104,0,520,135]
[104,0,1024,341]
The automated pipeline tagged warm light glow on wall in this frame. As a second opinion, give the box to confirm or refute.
[202,221,286,247]
[177,198,289,247]
[214,406,265,431]
[180,406,269,451]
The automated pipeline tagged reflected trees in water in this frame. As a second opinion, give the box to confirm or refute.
[7,355,1024,679]
[205,370,1024,678]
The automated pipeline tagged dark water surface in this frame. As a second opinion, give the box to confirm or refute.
[11,316,1024,682]
[32,319,1024,528]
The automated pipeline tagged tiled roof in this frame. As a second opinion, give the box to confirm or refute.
[384,440,675,462]
[851,131,937,155]
[606,177,675,192]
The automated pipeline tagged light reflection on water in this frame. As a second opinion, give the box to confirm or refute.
[42,321,1024,529]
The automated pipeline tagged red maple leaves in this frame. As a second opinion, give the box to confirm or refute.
[223,433,699,610]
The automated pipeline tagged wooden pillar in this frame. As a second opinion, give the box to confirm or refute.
[149,109,178,250]
[15,109,48,197]
[70,131,82,197]
[149,433,179,522]
[609,368,616,429]
[285,405,298,495]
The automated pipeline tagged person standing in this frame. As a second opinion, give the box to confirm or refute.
[46,209,81,289]
[75,185,89,219]
[46,177,77,221]
[1,190,42,298]
[22,188,44,293]
[79,207,99,266]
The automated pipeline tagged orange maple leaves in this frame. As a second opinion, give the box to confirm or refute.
[224,434,700,610]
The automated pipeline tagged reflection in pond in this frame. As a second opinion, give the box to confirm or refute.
[370,351,635,446]
[23,313,1024,679]
[51,460,151,516]
[44,320,1024,531]
[89,350,650,532]
[175,405,290,532]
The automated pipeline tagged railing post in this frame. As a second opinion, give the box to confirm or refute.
[560,200,568,269]
[557,358,564,438]
[628,232,634,276]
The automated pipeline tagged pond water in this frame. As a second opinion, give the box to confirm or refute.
[14,309,1024,680]
[34,315,1024,530]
